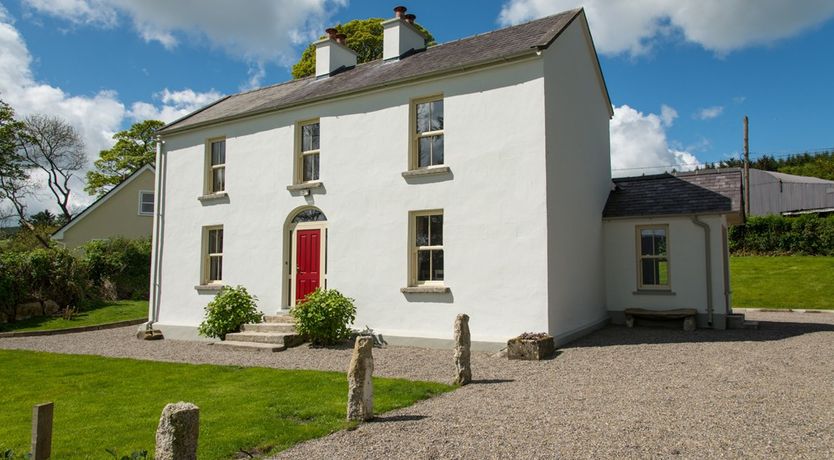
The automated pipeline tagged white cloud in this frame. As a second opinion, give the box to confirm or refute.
[24,0,348,66]
[610,105,702,177]
[128,88,223,124]
[695,106,724,120]
[498,0,834,56]
[659,104,677,127]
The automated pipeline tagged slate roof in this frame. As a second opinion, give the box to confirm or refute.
[159,8,588,135]
[603,170,741,219]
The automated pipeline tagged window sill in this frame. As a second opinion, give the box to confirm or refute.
[401,165,451,178]
[400,285,451,294]
[195,284,224,292]
[197,192,228,202]
[632,289,676,296]
[286,181,323,192]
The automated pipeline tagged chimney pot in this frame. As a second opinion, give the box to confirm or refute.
[404,13,416,24]
[335,33,347,45]
[393,6,407,18]
[325,28,338,40]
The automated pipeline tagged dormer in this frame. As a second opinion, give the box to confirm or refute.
[382,6,427,61]
[315,28,357,78]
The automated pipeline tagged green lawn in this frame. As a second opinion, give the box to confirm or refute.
[0,350,453,459]
[731,255,834,309]
[0,300,148,333]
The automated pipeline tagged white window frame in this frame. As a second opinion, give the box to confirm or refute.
[295,119,321,184]
[138,190,154,216]
[205,137,226,194]
[202,226,224,285]
[636,224,671,290]
[408,209,445,286]
[409,95,444,170]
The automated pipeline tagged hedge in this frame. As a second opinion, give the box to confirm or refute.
[729,214,834,255]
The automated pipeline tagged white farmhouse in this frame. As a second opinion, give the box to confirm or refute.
[148,7,740,349]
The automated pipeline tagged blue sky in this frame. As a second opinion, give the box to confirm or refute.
[1,0,833,210]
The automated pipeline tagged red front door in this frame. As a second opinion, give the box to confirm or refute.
[295,229,321,303]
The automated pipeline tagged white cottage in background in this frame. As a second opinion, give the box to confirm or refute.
[148,7,740,349]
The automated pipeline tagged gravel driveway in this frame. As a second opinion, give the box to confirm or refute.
[2,310,833,459]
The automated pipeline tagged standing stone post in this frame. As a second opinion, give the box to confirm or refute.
[155,402,200,460]
[31,402,53,460]
[347,336,374,421]
[454,314,472,385]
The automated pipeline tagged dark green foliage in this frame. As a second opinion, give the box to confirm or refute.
[0,252,27,323]
[26,246,88,311]
[198,286,263,340]
[291,288,356,345]
[291,18,436,79]
[81,237,152,300]
[730,215,834,255]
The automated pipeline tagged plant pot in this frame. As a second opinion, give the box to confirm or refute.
[507,334,555,360]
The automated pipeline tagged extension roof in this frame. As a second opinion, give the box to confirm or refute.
[160,8,611,135]
[603,170,741,220]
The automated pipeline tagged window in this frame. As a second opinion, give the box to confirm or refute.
[637,225,669,289]
[410,210,444,285]
[206,138,226,193]
[411,96,444,169]
[138,191,154,216]
[296,120,320,183]
[203,226,223,284]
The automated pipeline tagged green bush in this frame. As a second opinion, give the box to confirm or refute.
[81,238,151,300]
[730,214,834,255]
[291,288,356,346]
[0,252,27,323]
[198,286,263,340]
[26,247,87,312]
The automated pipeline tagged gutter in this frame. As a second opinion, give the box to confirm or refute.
[691,216,713,326]
[148,138,166,325]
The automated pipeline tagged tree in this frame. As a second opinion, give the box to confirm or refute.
[18,114,86,222]
[0,100,49,247]
[291,18,436,79]
[85,120,163,196]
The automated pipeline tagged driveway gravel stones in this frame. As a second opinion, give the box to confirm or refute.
[2,310,833,459]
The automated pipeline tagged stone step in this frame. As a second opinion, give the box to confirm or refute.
[264,315,294,324]
[211,341,287,353]
[224,331,305,348]
[742,320,760,330]
[242,323,296,333]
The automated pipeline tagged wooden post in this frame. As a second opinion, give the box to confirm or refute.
[743,115,750,218]
[31,402,53,460]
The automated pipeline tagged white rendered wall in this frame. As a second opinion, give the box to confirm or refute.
[155,59,550,343]
[541,17,612,341]
[315,40,356,77]
[604,215,730,320]
[382,20,425,60]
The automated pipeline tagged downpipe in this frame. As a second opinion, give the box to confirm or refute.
[691,216,713,327]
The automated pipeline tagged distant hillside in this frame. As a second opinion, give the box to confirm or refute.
[0,226,21,238]
[703,151,834,181]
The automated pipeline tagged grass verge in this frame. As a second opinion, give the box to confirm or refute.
[731,255,834,309]
[0,349,453,458]
[0,300,148,333]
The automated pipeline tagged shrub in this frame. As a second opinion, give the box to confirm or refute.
[292,288,356,346]
[82,238,152,300]
[26,247,87,313]
[0,252,27,323]
[730,215,834,255]
[198,286,263,340]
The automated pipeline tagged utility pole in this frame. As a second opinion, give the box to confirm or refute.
[743,116,750,218]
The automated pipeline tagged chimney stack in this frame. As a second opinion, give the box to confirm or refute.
[382,6,427,61]
[314,28,357,78]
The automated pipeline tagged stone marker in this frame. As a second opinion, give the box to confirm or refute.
[347,336,374,421]
[454,314,472,385]
[683,316,696,332]
[155,402,200,460]
[31,402,53,460]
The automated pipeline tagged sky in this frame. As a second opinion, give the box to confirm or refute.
[1,0,833,214]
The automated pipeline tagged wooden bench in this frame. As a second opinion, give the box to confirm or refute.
[624,308,698,331]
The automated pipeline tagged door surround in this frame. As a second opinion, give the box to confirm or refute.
[284,206,327,309]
